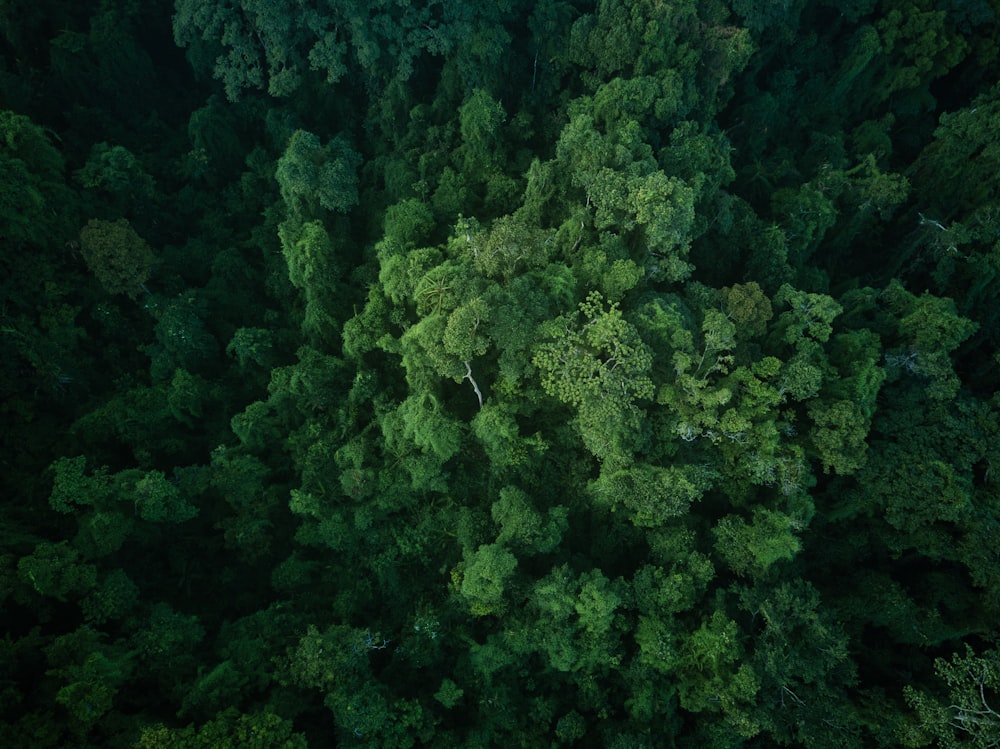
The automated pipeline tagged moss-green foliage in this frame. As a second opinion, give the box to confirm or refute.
[3,0,1000,746]
[78,217,155,299]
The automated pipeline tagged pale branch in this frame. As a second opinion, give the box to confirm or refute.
[464,360,484,409]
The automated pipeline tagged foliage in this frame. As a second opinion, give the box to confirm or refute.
[2,0,1000,746]
[78,218,155,299]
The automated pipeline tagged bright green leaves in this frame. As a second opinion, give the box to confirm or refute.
[137,708,307,749]
[442,297,490,362]
[279,219,342,345]
[720,282,773,340]
[534,291,653,410]
[46,455,197,569]
[913,82,1000,217]
[276,130,361,218]
[675,609,760,733]
[124,468,199,523]
[847,153,911,219]
[713,508,802,578]
[575,570,622,637]
[592,74,683,130]
[457,88,506,174]
[534,291,653,461]
[413,259,468,318]
[173,0,346,101]
[632,169,697,281]
[632,552,715,619]
[457,543,518,617]
[554,114,697,282]
[379,243,442,308]
[49,456,112,514]
[894,282,979,352]
[826,327,885,419]
[505,565,623,674]
[433,679,464,710]
[807,399,870,474]
[555,113,620,192]
[471,404,546,473]
[772,283,843,347]
[383,198,436,249]
[76,142,156,207]
[565,0,700,86]
[382,394,462,463]
[467,214,550,281]
[589,462,715,528]
[48,629,131,732]
[281,220,336,294]
[491,485,567,555]
[657,305,738,439]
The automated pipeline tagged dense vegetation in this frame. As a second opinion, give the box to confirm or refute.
[2,0,1000,746]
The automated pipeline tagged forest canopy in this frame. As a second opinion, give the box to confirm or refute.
[2,0,1000,747]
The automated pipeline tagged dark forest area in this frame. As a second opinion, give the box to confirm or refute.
[2,0,1000,746]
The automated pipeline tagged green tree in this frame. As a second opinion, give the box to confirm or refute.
[75,142,155,211]
[713,508,802,578]
[17,541,97,602]
[674,609,760,735]
[882,279,978,401]
[78,218,155,299]
[275,129,361,218]
[457,543,518,617]
[116,468,198,524]
[534,291,654,448]
[904,645,1000,748]
[0,109,72,247]
[136,708,307,749]
[457,88,506,176]
[589,462,715,529]
[491,485,567,555]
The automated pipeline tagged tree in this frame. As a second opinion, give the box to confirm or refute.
[116,468,199,524]
[457,543,518,617]
[136,708,307,749]
[504,564,624,675]
[713,508,802,578]
[457,88,506,176]
[875,0,970,97]
[279,219,342,345]
[466,214,550,281]
[0,109,72,248]
[588,462,715,529]
[534,291,653,411]
[735,580,858,747]
[904,645,1000,748]
[45,626,133,735]
[17,541,97,602]
[674,609,760,735]
[881,279,978,401]
[275,130,361,219]
[491,485,567,555]
[534,291,654,463]
[78,218,154,299]
[75,142,155,212]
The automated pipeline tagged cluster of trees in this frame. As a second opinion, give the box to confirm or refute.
[2,0,1000,746]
